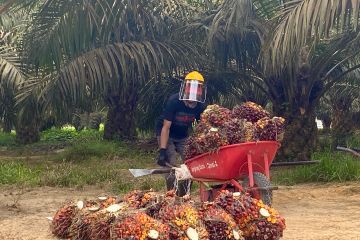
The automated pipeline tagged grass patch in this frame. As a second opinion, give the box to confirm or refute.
[0,161,40,186]
[0,132,16,147]
[0,134,159,192]
[60,141,118,162]
[2,127,357,192]
[273,151,360,185]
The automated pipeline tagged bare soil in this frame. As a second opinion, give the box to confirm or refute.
[0,182,359,240]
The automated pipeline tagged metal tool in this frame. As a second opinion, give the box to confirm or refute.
[129,162,177,178]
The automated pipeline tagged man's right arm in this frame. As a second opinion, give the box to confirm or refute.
[160,120,172,149]
[157,120,172,166]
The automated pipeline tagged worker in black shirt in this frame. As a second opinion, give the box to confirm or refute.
[156,71,207,196]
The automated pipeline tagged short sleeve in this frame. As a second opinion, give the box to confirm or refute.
[163,98,177,122]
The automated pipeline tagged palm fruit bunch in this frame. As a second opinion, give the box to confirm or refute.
[214,191,259,228]
[242,199,286,240]
[51,204,77,238]
[69,197,124,240]
[184,122,228,159]
[89,214,115,240]
[214,191,285,239]
[199,203,244,240]
[112,212,170,240]
[201,127,228,151]
[201,104,232,127]
[232,102,270,123]
[245,218,285,240]
[69,211,102,240]
[123,190,158,209]
[50,190,286,240]
[157,203,208,240]
[254,117,285,141]
[145,190,181,218]
[183,136,201,159]
[224,118,255,144]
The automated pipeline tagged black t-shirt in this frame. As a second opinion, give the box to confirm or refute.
[156,93,206,139]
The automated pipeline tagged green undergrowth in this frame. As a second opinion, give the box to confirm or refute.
[272,151,360,185]
[1,128,359,193]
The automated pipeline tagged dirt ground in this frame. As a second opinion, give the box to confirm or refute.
[0,182,359,240]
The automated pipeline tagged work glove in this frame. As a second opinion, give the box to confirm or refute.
[157,148,168,167]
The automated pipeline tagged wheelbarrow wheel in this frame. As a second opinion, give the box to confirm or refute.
[242,172,272,206]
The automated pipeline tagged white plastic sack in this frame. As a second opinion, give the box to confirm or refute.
[174,164,193,181]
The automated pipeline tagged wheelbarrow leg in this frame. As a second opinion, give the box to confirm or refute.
[230,179,243,192]
[199,182,210,202]
[264,153,270,179]
[247,153,254,187]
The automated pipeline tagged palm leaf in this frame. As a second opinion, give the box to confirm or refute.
[264,0,360,73]
[0,46,26,91]
[17,40,201,109]
[0,0,39,14]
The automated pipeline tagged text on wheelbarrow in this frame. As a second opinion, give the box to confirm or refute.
[190,161,219,173]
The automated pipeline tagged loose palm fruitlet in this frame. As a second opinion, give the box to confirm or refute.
[254,117,285,141]
[201,104,232,127]
[232,102,270,123]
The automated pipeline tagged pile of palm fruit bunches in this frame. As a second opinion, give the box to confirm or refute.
[184,102,285,159]
[50,189,285,240]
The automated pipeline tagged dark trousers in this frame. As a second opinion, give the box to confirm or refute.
[158,137,191,197]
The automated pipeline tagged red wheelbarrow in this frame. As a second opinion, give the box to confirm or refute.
[184,141,280,205]
[129,141,280,205]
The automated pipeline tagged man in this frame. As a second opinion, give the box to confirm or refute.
[156,71,207,196]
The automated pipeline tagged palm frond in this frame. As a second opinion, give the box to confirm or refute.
[23,0,196,69]
[264,0,360,73]
[17,40,202,109]
[0,0,40,14]
[0,46,26,90]
[22,0,100,68]
[252,0,282,20]
[203,0,267,70]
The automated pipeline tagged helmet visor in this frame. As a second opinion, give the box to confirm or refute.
[179,80,206,103]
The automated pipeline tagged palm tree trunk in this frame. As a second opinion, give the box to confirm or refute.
[331,96,353,148]
[15,122,40,144]
[3,120,12,133]
[277,109,318,161]
[321,114,331,133]
[103,94,137,140]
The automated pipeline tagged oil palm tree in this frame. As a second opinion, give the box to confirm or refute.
[186,0,360,161]
[16,0,202,140]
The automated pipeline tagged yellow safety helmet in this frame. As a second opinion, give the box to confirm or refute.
[179,71,207,103]
[185,71,205,82]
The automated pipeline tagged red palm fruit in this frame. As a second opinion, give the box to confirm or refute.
[199,203,244,240]
[51,205,76,239]
[201,105,232,127]
[232,102,270,123]
[254,117,285,141]
[112,212,169,240]
[224,118,255,144]
[89,215,115,240]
